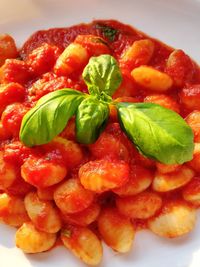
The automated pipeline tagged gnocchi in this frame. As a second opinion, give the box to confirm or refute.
[116,192,162,219]
[98,207,135,253]
[54,43,89,76]
[54,178,94,214]
[120,39,155,69]
[182,177,200,206]
[21,156,67,188]
[0,193,29,227]
[152,166,194,192]
[113,165,153,196]
[15,222,57,253]
[79,159,130,193]
[24,192,62,233]
[0,152,17,190]
[61,225,102,266]
[131,66,173,91]
[148,201,196,238]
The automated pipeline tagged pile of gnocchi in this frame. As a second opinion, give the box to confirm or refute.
[0,20,200,266]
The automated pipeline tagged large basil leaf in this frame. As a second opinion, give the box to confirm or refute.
[117,102,194,164]
[76,96,109,144]
[20,89,85,147]
[82,55,122,97]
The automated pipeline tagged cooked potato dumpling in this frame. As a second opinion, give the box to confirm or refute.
[0,151,17,189]
[37,185,57,200]
[79,159,129,193]
[156,162,181,174]
[188,143,200,173]
[0,193,29,227]
[15,222,56,253]
[0,34,18,66]
[98,207,135,253]
[21,156,67,188]
[54,43,89,76]
[116,192,162,219]
[113,165,153,196]
[153,166,194,192]
[62,202,100,226]
[182,177,200,206]
[186,111,200,143]
[44,137,84,169]
[54,178,94,214]
[121,39,154,68]
[61,225,102,266]
[24,192,61,233]
[144,94,180,113]
[131,66,173,91]
[148,201,196,238]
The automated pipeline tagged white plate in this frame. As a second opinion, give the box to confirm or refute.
[1,0,200,266]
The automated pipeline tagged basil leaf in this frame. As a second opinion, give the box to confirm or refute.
[117,102,194,164]
[76,96,109,144]
[20,89,85,147]
[95,23,118,42]
[83,55,122,97]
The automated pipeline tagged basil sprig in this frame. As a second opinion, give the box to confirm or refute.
[20,54,194,164]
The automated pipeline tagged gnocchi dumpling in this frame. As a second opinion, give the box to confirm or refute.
[116,192,162,219]
[24,192,62,233]
[148,201,196,238]
[120,39,155,69]
[54,43,89,76]
[131,66,173,91]
[54,178,94,214]
[98,207,135,253]
[113,165,153,196]
[62,202,100,226]
[61,225,102,266]
[0,193,29,227]
[37,185,57,200]
[153,166,194,192]
[156,162,181,174]
[15,222,57,253]
[21,156,67,188]
[182,177,200,206]
[79,159,129,193]
[188,143,200,173]
[0,151,17,189]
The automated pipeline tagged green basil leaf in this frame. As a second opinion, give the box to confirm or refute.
[20,89,85,147]
[76,96,109,144]
[82,55,122,97]
[117,102,194,164]
[95,23,118,42]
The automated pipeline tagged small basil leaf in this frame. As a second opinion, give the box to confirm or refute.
[20,89,85,147]
[95,23,118,42]
[83,55,122,97]
[117,102,194,164]
[76,96,109,144]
